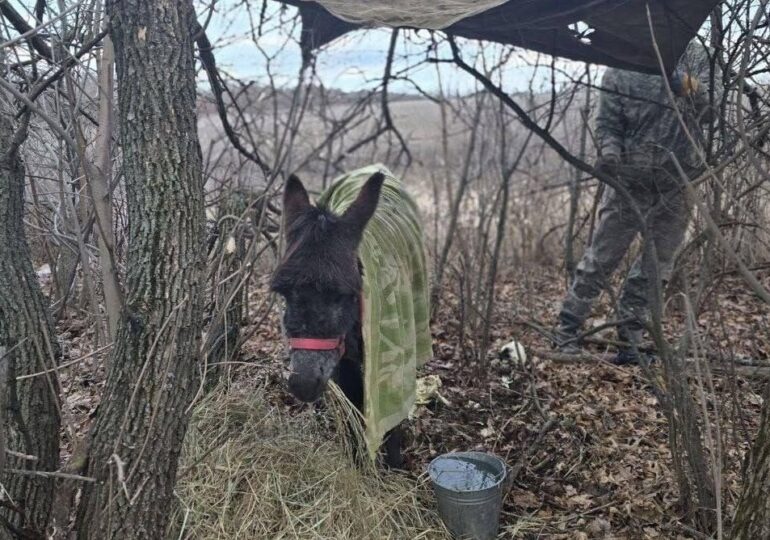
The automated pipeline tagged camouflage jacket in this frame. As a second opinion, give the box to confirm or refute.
[596,39,722,181]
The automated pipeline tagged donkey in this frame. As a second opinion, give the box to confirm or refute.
[271,172,404,467]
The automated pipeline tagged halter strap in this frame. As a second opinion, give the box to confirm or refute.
[285,293,364,359]
[288,336,346,357]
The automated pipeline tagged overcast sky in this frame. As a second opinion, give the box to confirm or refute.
[2,0,586,95]
[205,1,585,95]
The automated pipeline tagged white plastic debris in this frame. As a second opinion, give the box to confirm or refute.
[499,340,527,363]
[36,264,51,278]
[224,236,237,255]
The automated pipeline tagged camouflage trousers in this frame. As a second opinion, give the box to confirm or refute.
[559,180,691,343]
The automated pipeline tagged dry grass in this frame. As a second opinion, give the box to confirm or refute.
[170,383,450,540]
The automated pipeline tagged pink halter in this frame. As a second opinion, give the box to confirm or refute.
[288,336,346,357]
[286,294,364,358]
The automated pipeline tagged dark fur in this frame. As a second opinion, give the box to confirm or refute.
[271,205,363,297]
[271,173,403,467]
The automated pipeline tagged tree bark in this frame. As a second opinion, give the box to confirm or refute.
[732,387,770,539]
[0,113,61,536]
[74,0,205,536]
[565,65,591,281]
[203,191,248,389]
[91,33,123,344]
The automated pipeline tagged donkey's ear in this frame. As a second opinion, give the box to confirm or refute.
[342,172,385,239]
[283,174,311,230]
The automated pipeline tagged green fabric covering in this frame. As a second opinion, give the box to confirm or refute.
[319,164,432,459]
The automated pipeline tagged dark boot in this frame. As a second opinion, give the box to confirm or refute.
[613,348,639,365]
[555,292,593,354]
[613,326,655,366]
[612,348,656,366]
[553,312,582,354]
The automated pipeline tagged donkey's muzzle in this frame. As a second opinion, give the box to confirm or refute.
[287,349,338,403]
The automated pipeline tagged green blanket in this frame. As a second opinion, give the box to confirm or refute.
[319,164,432,459]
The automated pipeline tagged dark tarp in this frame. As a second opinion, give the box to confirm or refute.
[278,0,721,74]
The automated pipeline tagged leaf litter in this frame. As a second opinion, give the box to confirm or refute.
[55,267,769,539]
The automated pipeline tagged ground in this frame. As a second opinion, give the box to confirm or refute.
[56,265,769,539]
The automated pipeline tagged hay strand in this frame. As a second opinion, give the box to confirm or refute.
[171,384,450,539]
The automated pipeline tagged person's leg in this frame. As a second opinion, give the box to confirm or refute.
[556,187,641,347]
[616,186,691,362]
[613,253,650,364]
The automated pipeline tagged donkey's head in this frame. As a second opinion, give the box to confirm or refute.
[271,172,385,403]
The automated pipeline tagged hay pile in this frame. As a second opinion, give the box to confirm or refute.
[171,384,450,539]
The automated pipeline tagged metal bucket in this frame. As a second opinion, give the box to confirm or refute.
[428,451,507,540]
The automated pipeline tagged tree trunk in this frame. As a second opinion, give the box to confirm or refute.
[92,33,123,344]
[0,113,61,536]
[74,0,205,536]
[732,387,770,539]
[565,65,591,281]
[204,191,248,389]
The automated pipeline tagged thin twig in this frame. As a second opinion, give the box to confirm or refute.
[15,342,113,380]
[6,468,95,482]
